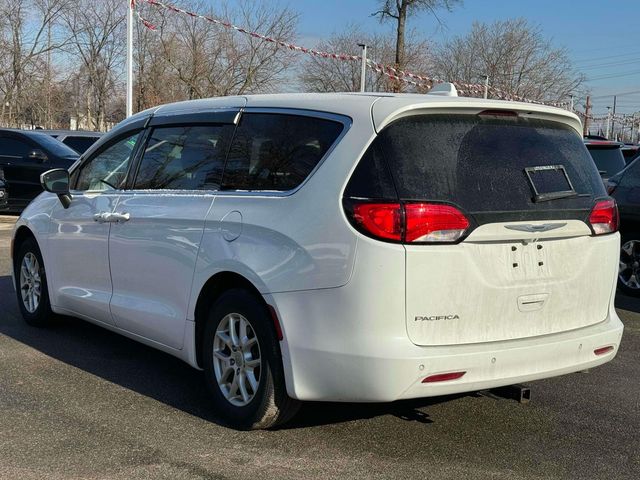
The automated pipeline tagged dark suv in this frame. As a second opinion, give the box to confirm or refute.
[584,139,626,180]
[607,160,640,295]
[0,129,79,212]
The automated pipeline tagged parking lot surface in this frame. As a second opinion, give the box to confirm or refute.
[0,216,638,480]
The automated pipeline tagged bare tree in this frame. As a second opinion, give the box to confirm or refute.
[0,0,71,127]
[299,25,431,93]
[63,0,125,131]
[373,0,461,86]
[138,0,298,106]
[432,19,583,102]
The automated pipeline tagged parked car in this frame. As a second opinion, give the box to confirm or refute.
[0,129,79,212]
[584,138,626,180]
[605,158,640,295]
[621,144,640,164]
[12,91,624,429]
[37,129,103,154]
[0,169,7,210]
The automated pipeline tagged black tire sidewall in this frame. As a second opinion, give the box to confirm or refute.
[202,289,285,429]
[14,237,53,326]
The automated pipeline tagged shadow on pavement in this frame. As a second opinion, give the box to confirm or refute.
[615,292,640,314]
[0,275,463,429]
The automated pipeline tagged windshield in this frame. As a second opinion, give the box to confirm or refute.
[31,132,80,158]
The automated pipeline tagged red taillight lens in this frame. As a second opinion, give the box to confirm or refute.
[422,371,466,383]
[352,203,402,241]
[349,202,470,243]
[588,199,619,235]
[405,203,470,243]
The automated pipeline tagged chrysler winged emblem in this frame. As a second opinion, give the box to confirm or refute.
[504,223,567,233]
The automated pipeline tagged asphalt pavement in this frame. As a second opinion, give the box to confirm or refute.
[0,216,638,480]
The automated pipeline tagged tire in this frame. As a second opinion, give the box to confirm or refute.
[13,236,55,326]
[202,289,300,430]
[618,233,640,297]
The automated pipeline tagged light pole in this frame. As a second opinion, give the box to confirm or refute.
[358,44,367,93]
[605,106,611,138]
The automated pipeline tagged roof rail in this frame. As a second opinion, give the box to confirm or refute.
[427,82,458,97]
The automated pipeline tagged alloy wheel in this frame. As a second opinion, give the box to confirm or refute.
[20,252,41,313]
[212,313,262,407]
[619,240,640,290]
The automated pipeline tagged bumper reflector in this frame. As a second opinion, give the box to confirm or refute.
[594,346,614,356]
[422,371,466,383]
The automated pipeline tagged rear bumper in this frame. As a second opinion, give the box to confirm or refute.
[270,288,624,402]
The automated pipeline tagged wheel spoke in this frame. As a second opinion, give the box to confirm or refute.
[228,372,239,400]
[216,330,232,347]
[246,370,259,392]
[245,358,260,368]
[238,372,250,403]
[229,315,239,347]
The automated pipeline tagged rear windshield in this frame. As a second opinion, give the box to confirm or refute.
[586,146,626,177]
[63,136,99,154]
[31,132,80,158]
[368,114,605,217]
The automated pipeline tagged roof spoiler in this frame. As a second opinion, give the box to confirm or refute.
[427,82,458,97]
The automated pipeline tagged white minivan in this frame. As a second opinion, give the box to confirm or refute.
[12,90,624,429]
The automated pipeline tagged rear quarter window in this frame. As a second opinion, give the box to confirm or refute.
[222,113,344,191]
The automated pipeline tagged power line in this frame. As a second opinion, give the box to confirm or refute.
[574,49,640,64]
[592,89,640,99]
[587,69,640,81]
[579,59,640,71]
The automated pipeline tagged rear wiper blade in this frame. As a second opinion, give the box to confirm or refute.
[533,191,588,203]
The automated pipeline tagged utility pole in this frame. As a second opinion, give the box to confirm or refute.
[583,96,591,136]
[569,94,574,112]
[611,95,617,140]
[605,106,611,138]
[358,44,367,93]
[483,75,489,99]
[126,0,134,118]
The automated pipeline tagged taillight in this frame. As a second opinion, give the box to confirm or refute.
[588,199,619,235]
[352,203,402,241]
[348,201,470,243]
[405,203,470,242]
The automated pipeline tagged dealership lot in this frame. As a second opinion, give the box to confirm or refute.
[0,216,638,480]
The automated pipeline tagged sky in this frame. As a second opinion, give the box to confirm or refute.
[289,0,639,116]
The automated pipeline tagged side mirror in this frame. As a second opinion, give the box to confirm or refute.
[28,149,48,163]
[40,168,72,208]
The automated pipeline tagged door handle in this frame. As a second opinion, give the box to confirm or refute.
[93,212,111,223]
[110,212,130,223]
[93,212,130,223]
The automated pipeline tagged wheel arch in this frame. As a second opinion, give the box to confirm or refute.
[12,225,37,262]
